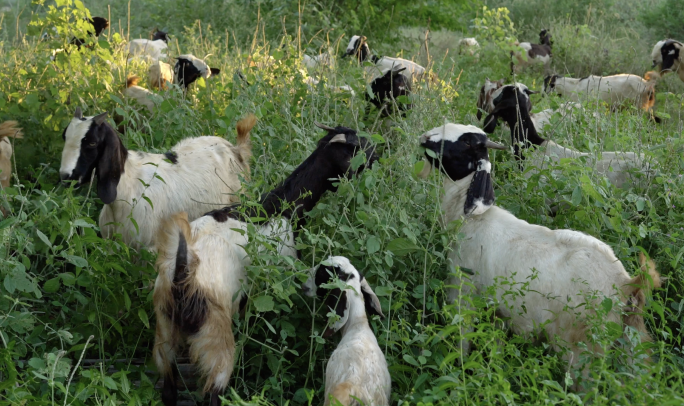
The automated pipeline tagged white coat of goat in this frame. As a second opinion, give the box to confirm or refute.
[59,108,255,249]
[124,76,160,112]
[148,60,173,89]
[302,256,390,406]
[458,38,480,56]
[419,123,660,384]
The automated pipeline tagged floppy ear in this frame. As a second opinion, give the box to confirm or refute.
[210,68,221,76]
[464,160,495,216]
[360,279,384,318]
[96,125,125,204]
[482,113,498,133]
[323,290,349,338]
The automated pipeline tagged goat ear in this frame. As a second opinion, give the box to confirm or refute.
[360,279,384,318]
[482,114,498,134]
[328,134,347,143]
[323,290,349,338]
[93,112,108,125]
[96,126,124,204]
[210,68,221,76]
[464,161,495,216]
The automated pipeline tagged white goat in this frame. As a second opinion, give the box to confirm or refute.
[484,85,654,188]
[148,60,173,90]
[124,76,160,112]
[458,38,480,56]
[303,51,335,72]
[127,29,169,63]
[59,108,255,249]
[0,121,23,188]
[302,256,390,406]
[344,35,427,83]
[651,39,684,82]
[419,123,660,385]
[153,123,378,406]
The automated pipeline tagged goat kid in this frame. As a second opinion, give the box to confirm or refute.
[419,123,660,388]
[458,38,480,56]
[652,39,684,83]
[59,108,255,249]
[302,256,390,406]
[153,123,378,406]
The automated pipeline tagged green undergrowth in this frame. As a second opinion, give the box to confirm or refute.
[0,0,683,405]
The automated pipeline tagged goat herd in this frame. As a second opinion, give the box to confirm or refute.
[2,17,683,406]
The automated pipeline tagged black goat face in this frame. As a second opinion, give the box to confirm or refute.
[539,29,552,46]
[543,75,558,93]
[344,35,370,62]
[661,41,681,72]
[174,55,219,89]
[315,123,379,177]
[368,67,412,116]
[152,28,170,43]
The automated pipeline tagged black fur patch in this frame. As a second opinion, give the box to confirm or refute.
[170,232,207,336]
[163,151,178,164]
[161,366,178,406]
[464,169,495,216]
[661,40,682,71]
[367,68,412,116]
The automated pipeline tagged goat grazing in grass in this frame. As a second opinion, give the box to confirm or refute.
[174,54,221,90]
[419,123,660,388]
[344,35,427,83]
[367,66,412,117]
[59,108,255,249]
[302,256,390,406]
[0,121,23,188]
[652,39,684,83]
[511,29,552,74]
[485,84,654,188]
[458,38,480,56]
[153,123,378,406]
[127,28,169,63]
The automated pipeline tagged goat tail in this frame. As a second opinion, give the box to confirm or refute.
[235,113,257,158]
[0,121,23,139]
[621,252,661,340]
[126,75,141,88]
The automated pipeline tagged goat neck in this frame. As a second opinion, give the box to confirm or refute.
[338,291,370,337]
[500,97,547,160]
[441,172,480,222]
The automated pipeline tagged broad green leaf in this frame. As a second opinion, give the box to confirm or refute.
[253,295,274,312]
[386,238,420,256]
[62,254,88,268]
[43,277,61,293]
[138,308,150,329]
[36,230,52,249]
[366,236,381,254]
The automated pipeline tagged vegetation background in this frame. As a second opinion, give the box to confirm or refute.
[0,0,683,405]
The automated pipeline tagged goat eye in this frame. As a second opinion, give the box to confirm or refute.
[88,142,97,147]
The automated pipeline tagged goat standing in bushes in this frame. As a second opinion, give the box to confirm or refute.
[302,256,390,406]
[0,121,22,189]
[510,29,552,75]
[174,54,221,90]
[419,123,660,388]
[484,84,654,188]
[367,66,412,118]
[153,123,378,406]
[59,108,255,249]
[652,39,684,83]
[344,35,427,83]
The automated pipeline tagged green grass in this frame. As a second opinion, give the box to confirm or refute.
[0,0,683,405]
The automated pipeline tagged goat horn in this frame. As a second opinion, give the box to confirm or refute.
[314,122,336,131]
[74,107,83,119]
[486,139,507,150]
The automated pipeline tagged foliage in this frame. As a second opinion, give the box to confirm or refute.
[0,0,683,405]
[640,0,684,41]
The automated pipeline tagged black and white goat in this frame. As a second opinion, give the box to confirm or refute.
[153,123,378,406]
[0,121,23,188]
[127,28,170,63]
[510,29,552,74]
[543,72,659,117]
[652,39,684,83]
[367,66,412,117]
[59,108,255,249]
[484,85,653,188]
[174,54,221,90]
[301,256,390,406]
[344,35,427,83]
[419,123,660,385]
[70,17,109,48]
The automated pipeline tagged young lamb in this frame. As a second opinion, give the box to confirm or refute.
[419,123,660,385]
[510,29,552,74]
[367,66,412,117]
[153,123,378,406]
[344,35,427,83]
[0,121,23,188]
[127,28,170,63]
[148,60,173,90]
[301,256,390,406]
[543,72,659,118]
[484,84,653,188]
[458,38,480,56]
[651,39,684,83]
[124,76,160,112]
[174,54,221,90]
[59,108,255,249]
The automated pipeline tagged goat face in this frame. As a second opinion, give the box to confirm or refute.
[483,84,535,134]
[542,75,559,94]
[660,40,682,72]
[344,35,370,62]
[302,256,383,337]
[368,67,412,115]
[420,124,506,215]
[151,28,169,43]
[539,29,552,47]
[60,108,126,204]
[315,124,379,176]
[174,55,220,89]
[89,17,109,37]
[476,78,504,120]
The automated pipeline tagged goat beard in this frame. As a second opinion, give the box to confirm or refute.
[464,169,495,216]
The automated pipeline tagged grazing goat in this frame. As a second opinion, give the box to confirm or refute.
[124,76,160,112]
[367,66,412,117]
[458,38,480,56]
[153,123,378,406]
[302,256,390,406]
[127,28,169,63]
[0,121,23,188]
[148,61,173,90]
[484,85,653,188]
[652,39,684,83]
[344,35,427,83]
[511,29,552,74]
[59,108,255,249]
[174,54,221,90]
[419,123,660,387]
[543,72,659,118]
